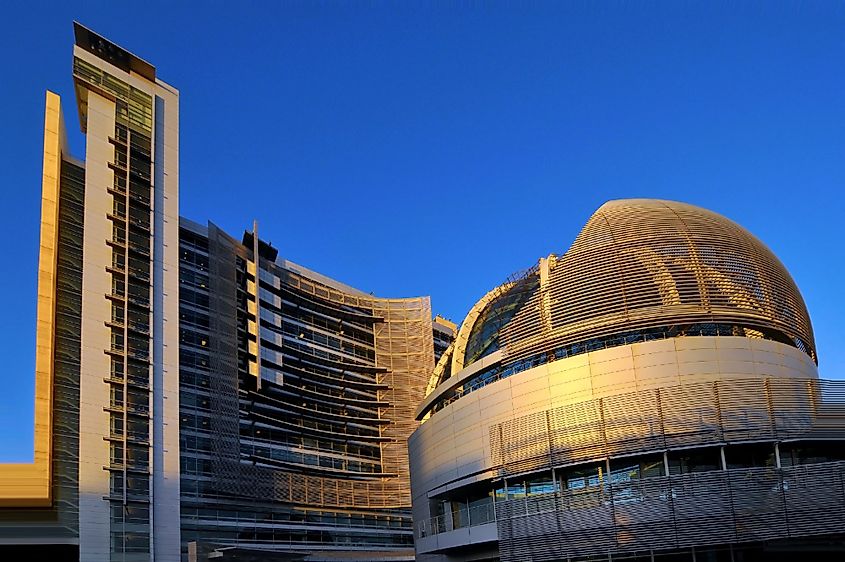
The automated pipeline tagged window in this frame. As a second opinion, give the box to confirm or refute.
[668,447,721,475]
[725,443,775,469]
[112,274,126,297]
[609,453,665,482]
[112,303,125,324]
[113,223,126,244]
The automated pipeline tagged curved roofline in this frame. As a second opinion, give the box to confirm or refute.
[451,283,513,374]
[447,199,816,383]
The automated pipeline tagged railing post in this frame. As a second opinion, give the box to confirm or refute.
[656,388,667,449]
[547,409,554,469]
[599,397,608,458]
[779,459,790,535]
[765,378,777,439]
[445,503,454,532]
[714,380,724,442]
[466,498,471,527]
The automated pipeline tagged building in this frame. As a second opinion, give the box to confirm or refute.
[432,317,458,366]
[177,220,441,561]
[409,199,845,562]
[0,24,449,562]
[0,22,180,561]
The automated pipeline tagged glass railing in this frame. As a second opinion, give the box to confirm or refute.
[187,508,412,530]
[128,215,150,231]
[127,348,149,361]
[127,375,150,389]
[108,429,149,443]
[128,242,150,257]
[417,502,497,538]
[127,294,150,308]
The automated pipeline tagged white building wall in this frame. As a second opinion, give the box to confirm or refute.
[151,79,181,562]
[78,89,117,562]
[73,43,182,560]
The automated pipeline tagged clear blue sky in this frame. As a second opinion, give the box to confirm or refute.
[0,2,843,461]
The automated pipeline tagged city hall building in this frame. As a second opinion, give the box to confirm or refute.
[0,24,451,561]
[3,22,845,562]
[410,199,845,561]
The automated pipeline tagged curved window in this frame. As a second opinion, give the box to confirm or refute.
[424,322,812,419]
[464,274,539,366]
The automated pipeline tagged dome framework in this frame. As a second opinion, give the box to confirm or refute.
[453,199,815,377]
[410,200,844,562]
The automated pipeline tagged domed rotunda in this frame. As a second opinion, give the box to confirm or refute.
[410,199,845,562]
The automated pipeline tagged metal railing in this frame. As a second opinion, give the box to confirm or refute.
[417,502,497,538]
[496,461,845,562]
[417,461,845,557]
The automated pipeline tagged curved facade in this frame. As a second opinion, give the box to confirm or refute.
[410,200,845,562]
[179,220,437,560]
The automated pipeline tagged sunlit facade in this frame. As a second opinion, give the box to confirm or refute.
[0,24,452,562]
[0,22,180,561]
[410,199,845,562]
[177,220,442,560]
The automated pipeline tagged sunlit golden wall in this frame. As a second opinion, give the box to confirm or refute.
[0,91,64,507]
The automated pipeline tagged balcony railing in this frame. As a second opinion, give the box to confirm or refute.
[499,462,845,561]
[129,190,151,207]
[126,402,150,416]
[417,502,496,538]
[417,460,845,557]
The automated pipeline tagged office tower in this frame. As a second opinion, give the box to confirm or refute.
[177,220,436,560]
[410,200,845,562]
[0,24,441,562]
[0,22,180,561]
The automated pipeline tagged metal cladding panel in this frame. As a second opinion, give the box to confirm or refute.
[494,461,845,562]
[152,88,181,561]
[0,150,84,540]
[206,224,244,495]
[77,90,116,562]
[482,378,845,559]
[372,297,435,508]
[410,337,821,533]
[198,237,434,511]
[0,92,63,510]
[519,199,814,361]
[491,378,840,477]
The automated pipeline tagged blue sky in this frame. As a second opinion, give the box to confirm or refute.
[0,2,843,461]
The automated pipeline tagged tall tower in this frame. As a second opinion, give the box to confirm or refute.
[0,23,180,561]
[70,22,181,562]
[2,21,443,562]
